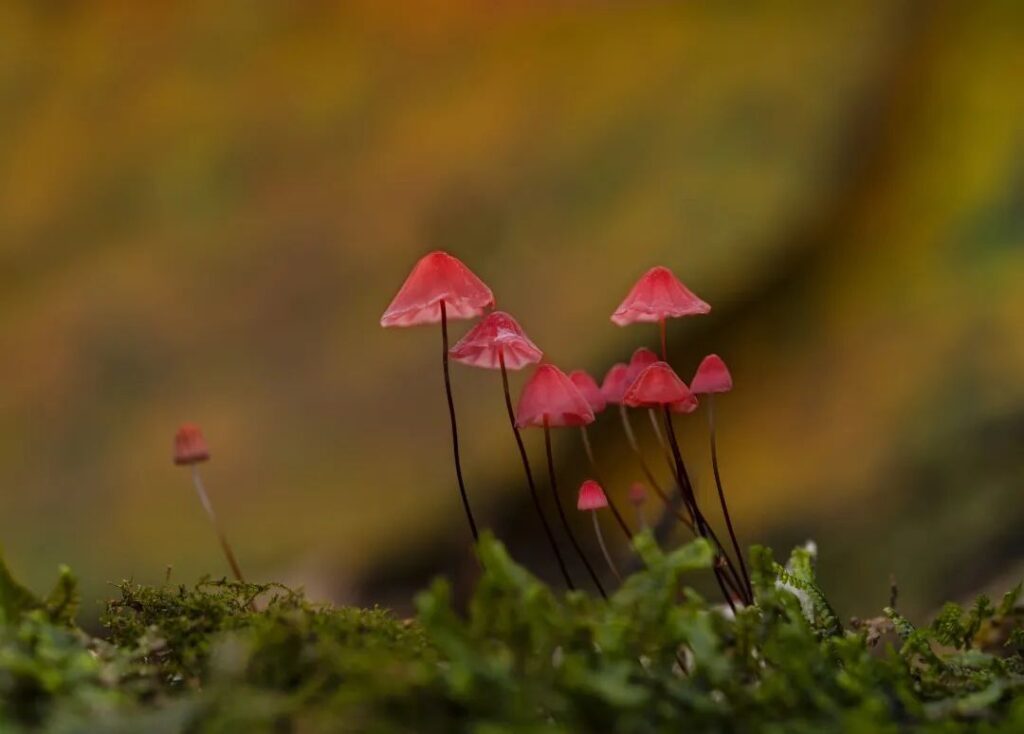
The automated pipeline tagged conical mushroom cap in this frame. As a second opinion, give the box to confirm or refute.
[626,347,659,383]
[691,354,733,394]
[174,423,210,465]
[516,365,595,428]
[569,370,607,413]
[628,482,647,506]
[577,480,608,511]
[600,363,631,404]
[449,311,542,370]
[623,361,698,413]
[381,251,494,327]
[611,266,710,326]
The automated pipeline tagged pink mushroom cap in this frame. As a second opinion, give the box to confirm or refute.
[449,311,542,370]
[380,250,494,327]
[516,365,596,428]
[611,265,710,326]
[577,479,609,511]
[690,354,734,394]
[623,361,699,413]
[568,369,607,414]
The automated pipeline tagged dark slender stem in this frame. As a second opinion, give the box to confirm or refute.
[544,421,607,599]
[579,426,633,542]
[661,406,744,608]
[708,396,753,600]
[500,353,575,591]
[618,405,694,532]
[440,300,479,544]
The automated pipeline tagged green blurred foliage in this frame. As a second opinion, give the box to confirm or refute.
[0,1,1022,618]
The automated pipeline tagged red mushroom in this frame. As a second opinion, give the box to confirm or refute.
[517,365,606,598]
[625,362,747,608]
[381,251,494,545]
[172,424,246,584]
[626,346,678,461]
[691,354,751,599]
[569,369,633,544]
[449,312,574,590]
[611,265,710,359]
[601,360,690,535]
[628,481,648,530]
[576,480,621,581]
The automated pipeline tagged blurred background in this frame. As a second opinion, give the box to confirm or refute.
[1,1,1022,625]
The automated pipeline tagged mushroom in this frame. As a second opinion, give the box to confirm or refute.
[516,364,607,598]
[568,369,633,543]
[381,251,494,544]
[450,311,574,590]
[691,354,751,599]
[173,423,246,584]
[577,480,621,581]
[626,347,672,459]
[624,362,748,607]
[628,482,648,530]
[601,361,692,534]
[611,265,710,360]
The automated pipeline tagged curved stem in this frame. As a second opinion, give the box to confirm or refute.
[708,396,753,600]
[661,407,743,609]
[544,421,607,599]
[619,404,695,534]
[440,299,480,544]
[591,512,621,581]
[579,426,633,542]
[191,465,246,584]
[500,353,575,591]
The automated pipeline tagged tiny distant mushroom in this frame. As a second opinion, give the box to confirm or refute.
[611,265,710,360]
[628,482,648,530]
[569,369,633,543]
[577,480,620,581]
[450,311,574,591]
[173,424,246,584]
[517,365,607,598]
[691,354,751,599]
[625,362,748,607]
[381,251,494,545]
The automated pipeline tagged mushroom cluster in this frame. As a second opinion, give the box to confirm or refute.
[376,253,752,604]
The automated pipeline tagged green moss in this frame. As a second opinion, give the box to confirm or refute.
[0,533,1021,732]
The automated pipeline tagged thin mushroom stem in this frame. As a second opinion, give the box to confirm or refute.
[661,406,747,607]
[659,317,668,361]
[707,395,753,600]
[440,299,480,545]
[190,465,246,584]
[499,352,575,591]
[544,420,608,599]
[635,502,648,531]
[619,404,696,534]
[591,511,621,581]
[579,426,633,543]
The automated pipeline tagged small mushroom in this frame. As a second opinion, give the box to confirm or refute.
[628,482,649,530]
[381,251,494,545]
[569,369,633,543]
[691,354,751,600]
[173,424,246,584]
[450,311,574,590]
[517,365,606,598]
[611,265,710,359]
[576,480,621,581]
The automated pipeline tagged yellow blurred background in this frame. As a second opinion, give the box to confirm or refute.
[1,1,1022,621]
